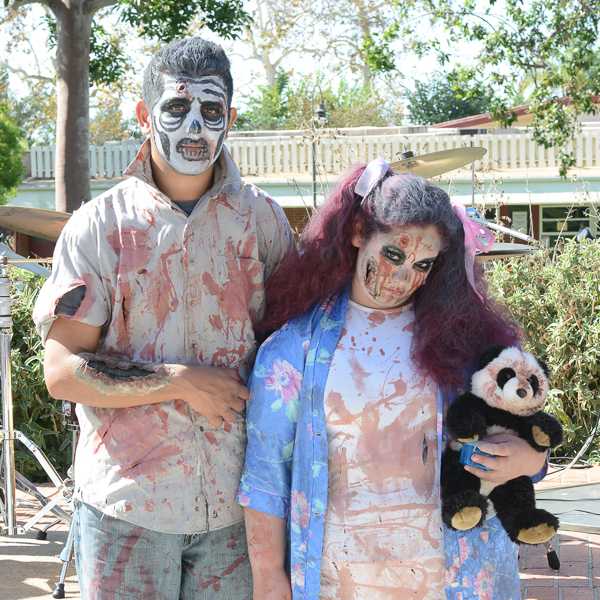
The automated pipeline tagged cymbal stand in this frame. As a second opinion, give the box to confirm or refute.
[0,258,72,537]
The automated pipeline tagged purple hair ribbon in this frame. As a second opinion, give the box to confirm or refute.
[451,202,495,301]
[355,157,389,203]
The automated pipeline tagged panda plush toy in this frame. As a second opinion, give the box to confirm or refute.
[441,345,563,545]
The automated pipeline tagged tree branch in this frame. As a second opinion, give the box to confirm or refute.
[84,0,117,14]
[2,62,54,83]
[6,0,45,9]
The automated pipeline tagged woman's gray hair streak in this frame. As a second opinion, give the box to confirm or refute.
[363,173,461,243]
[142,37,233,110]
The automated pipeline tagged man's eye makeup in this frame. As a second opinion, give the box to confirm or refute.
[162,99,190,115]
[381,245,406,264]
[201,102,224,119]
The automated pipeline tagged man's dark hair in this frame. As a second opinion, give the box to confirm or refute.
[142,37,233,109]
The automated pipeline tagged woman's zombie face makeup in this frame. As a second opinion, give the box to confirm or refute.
[352,224,443,309]
[151,74,229,175]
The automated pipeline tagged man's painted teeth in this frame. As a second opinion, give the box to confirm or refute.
[176,140,209,161]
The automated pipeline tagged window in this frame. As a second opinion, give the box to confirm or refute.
[540,205,598,247]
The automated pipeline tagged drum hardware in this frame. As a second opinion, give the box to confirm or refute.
[390,148,537,258]
[0,256,73,541]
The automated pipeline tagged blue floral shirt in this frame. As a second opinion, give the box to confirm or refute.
[239,289,524,600]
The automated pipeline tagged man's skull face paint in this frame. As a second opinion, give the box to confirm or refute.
[353,224,443,309]
[151,74,229,175]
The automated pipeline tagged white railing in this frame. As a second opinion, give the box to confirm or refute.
[28,129,600,179]
[29,140,140,180]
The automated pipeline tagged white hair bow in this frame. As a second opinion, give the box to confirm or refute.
[354,157,390,203]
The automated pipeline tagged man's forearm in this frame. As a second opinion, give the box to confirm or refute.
[47,351,185,409]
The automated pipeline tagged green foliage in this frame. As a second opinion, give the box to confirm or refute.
[361,24,400,74]
[407,67,496,125]
[41,0,250,87]
[10,273,70,481]
[487,239,600,459]
[44,13,130,87]
[380,0,600,176]
[236,71,399,130]
[119,0,250,42]
[88,22,129,86]
[0,102,25,205]
[430,0,599,177]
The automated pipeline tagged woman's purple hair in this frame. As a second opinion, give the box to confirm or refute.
[262,164,521,386]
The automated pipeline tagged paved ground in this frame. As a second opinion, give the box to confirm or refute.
[1,466,599,600]
[521,465,600,600]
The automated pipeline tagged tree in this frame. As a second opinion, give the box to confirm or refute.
[220,0,420,94]
[406,68,496,125]
[0,33,57,145]
[235,71,401,131]
[1,0,249,212]
[381,0,600,176]
[229,0,316,88]
[89,87,140,145]
[312,0,421,88]
[0,102,25,205]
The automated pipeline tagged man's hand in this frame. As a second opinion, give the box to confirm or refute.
[170,364,249,427]
[253,568,292,600]
[464,432,548,484]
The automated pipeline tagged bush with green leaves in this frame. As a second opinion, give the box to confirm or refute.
[9,272,70,481]
[487,239,600,462]
[0,103,25,206]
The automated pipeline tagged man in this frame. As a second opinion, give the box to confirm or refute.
[34,37,293,598]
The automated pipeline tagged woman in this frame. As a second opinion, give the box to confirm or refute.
[239,160,547,599]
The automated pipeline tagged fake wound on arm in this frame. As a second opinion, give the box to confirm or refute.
[73,352,173,396]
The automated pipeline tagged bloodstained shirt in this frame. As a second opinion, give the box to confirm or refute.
[33,140,293,534]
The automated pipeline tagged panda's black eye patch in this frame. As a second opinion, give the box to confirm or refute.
[528,374,540,395]
[497,368,516,388]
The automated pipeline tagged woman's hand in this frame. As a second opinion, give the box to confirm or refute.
[463,432,548,484]
[252,567,292,600]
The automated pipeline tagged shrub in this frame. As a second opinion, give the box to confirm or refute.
[0,104,25,206]
[9,272,70,481]
[487,239,600,461]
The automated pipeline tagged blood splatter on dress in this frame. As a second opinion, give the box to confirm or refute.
[320,300,444,599]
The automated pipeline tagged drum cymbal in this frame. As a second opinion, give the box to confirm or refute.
[390,147,486,178]
[0,206,70,241]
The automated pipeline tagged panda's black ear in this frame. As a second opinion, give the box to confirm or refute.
[477,345,508,371]
[537,357,550,378]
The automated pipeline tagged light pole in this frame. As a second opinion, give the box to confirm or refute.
[311,102,328,208]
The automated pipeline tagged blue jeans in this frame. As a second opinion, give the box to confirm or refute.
[74,501,251,599]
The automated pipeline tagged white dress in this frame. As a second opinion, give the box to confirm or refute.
[320,300,444,600]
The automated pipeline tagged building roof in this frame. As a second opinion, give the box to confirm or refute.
[432,96,600,129]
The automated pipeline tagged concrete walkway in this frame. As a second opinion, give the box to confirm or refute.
[521,465,600,600]
[1,467,599,600]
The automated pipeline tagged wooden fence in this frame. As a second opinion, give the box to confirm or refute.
[27,128,600,179]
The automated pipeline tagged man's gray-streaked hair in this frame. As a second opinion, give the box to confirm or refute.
[142,37,233,109]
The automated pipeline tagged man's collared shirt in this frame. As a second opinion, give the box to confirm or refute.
[34,140,293,534]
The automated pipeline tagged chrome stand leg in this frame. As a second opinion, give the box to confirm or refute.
[52,514,76,599]
[0,261,17,536]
